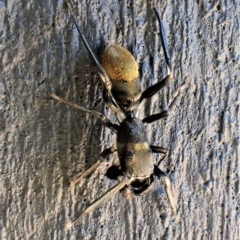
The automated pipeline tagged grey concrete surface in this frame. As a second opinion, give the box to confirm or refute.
[0,0,239,239]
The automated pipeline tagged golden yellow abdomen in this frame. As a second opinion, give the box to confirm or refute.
[102,45,139,82]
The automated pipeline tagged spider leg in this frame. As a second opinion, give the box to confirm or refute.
[150,145,168,165]
[151,144,175,214]
[65,1,120,110]
[50,94,119,133]
[142,111,168,124]
[140,8,172,101]
[154,8,172,73]
[70,144,117,187]
[154,165,177,215]
[66,177,134,229]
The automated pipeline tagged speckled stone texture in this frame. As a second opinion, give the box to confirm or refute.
[0,0,239,239]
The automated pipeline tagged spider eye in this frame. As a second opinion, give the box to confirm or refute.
[122,99,131,107]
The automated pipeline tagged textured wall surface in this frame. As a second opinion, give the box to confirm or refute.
[0,0,239,239]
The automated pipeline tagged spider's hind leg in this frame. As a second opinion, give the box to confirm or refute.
[140,8,173,102]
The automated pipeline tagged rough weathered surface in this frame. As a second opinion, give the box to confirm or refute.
[0,0,239,239]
